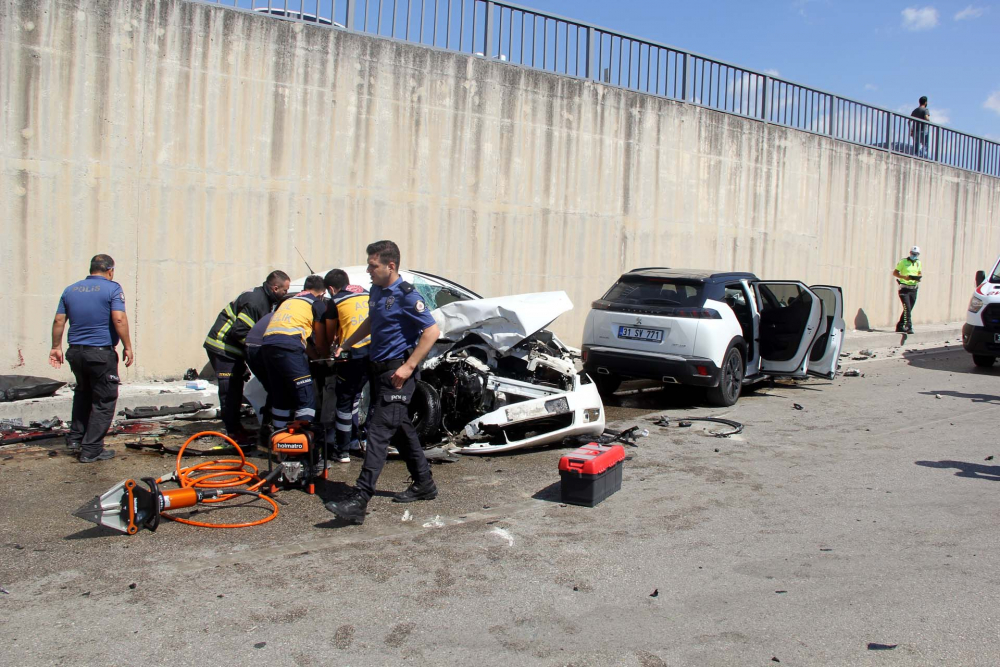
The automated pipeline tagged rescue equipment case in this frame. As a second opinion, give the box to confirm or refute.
[558,443,625,507]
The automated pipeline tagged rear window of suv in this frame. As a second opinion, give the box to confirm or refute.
[603,277,707,308]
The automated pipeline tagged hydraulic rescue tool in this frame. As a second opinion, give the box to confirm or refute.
[73,431,285,535]
[266,423,328,495]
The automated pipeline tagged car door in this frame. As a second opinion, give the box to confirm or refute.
[806,285,846,379]
[752,281,823,376]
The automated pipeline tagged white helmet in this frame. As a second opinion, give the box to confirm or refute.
[909,245,921,256]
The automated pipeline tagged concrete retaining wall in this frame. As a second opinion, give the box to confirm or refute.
[3,0,998,379]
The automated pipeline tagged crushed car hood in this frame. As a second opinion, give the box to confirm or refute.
[431,291,573,354]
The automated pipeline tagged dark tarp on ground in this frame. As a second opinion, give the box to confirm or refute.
[0,375,67,402]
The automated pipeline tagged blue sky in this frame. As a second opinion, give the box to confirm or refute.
[206,0,999,140]
[522,0,1000,140]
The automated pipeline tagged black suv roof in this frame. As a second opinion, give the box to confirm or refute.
[625,267,759,282]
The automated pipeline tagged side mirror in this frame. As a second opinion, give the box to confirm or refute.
[976,270,986,286]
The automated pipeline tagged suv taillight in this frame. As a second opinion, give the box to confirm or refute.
[671,308,722,319]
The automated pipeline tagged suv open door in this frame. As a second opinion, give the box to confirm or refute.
[806,285,845,379]
[753,281,823,376]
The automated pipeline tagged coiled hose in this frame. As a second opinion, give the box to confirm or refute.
[155,431,280,528]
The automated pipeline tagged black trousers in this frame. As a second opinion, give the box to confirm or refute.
[65,346,119,458]
[897,288,918,330]
[206,350,247,434]
[355,369,431,501]
[246,345,271,423]
[333,359,367,454]
[261,345,316,428]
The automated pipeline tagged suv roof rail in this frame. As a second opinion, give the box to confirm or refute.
[628,266,670,273]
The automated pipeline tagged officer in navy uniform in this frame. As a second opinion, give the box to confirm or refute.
[49,254,135,463]
[324,241,441,525]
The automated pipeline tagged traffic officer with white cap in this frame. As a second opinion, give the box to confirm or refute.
[324,240,440,525]
[893,245,923,334]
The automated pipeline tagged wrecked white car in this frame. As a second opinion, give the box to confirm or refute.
[246,268,605,454]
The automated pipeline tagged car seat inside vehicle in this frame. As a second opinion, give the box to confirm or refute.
[758,285,812,362]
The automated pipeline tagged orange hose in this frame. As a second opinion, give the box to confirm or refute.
[155,431,279,529]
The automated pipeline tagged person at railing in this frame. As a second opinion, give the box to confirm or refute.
[910,96,931,158]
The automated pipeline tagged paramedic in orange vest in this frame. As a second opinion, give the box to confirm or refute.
[321,269,371,463]
[259,275,327,432]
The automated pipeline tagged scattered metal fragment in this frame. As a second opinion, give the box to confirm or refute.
[843,368,863,377]
[867,643,897,651]
[0,587,8,594]
[254,642,267,649]
[128,583,136,590]
[653,415,744,438]
[986,456,994,461]
[775,590,787,594]
[649,589,659,598]
[792,404,804,410]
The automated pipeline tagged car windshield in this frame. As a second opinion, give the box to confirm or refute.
[603,278,706,307]
[992,267,1000,284]
[411,275,475,310]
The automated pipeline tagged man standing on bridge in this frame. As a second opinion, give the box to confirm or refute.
[910,96,931,158]
[324,241,440,525]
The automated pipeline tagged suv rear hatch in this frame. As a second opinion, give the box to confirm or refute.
[589,275,712,357]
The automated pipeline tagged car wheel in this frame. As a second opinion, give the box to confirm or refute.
[593,374,622,398]
[973,355,996,368]
[706,347,744,407]
[408,380,443,442]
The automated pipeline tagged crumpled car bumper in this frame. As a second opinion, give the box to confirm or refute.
[456,377,605,454]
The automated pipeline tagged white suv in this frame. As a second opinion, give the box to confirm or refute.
[963,259,1000,367]
[581,269,845,406]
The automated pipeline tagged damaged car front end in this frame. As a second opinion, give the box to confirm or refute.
[414,291,605,454]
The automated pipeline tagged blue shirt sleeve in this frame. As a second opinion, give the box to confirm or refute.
[110,282,127,313]
[401,290,437,331]
[56,290,68,315]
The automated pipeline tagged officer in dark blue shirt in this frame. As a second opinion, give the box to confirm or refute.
[49,254,134,463]
[324,241,441,525]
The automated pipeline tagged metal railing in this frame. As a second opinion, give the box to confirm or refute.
[194,0,1000,178]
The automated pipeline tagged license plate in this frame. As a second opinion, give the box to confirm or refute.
[995,333,1000,344]
[618,326,663,342]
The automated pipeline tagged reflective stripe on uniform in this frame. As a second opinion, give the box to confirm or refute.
[237,312,256,328]
[204,335,244,357]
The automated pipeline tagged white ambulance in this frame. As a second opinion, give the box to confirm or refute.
[963,261,1000,367]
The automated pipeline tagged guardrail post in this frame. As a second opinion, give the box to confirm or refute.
[932,126,940,162]
[346,0,356,30]
[761,75,769,122]
[978,138,985,173]
[885,113,893,154]
[831,96,839,139]
[484,1,495,58]
[681,52,688,101]
[586,27,596,80]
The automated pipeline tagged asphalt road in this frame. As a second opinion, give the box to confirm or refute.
[2,342,999,666]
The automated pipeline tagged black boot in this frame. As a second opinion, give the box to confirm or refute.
[392,478,438,503]
[324,492,368,524]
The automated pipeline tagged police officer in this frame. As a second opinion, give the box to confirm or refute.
[324,241,440,525]
[321,269,371,463]
[204,271,290,442]
[49,254,134,463]
[893,245,922,334]
[259,275,327,435]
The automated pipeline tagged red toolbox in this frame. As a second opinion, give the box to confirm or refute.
[558,443,626,507]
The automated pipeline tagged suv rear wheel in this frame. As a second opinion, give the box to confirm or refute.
[973,354,996,368]
[593,374,622,398]
[706,346,744,407]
